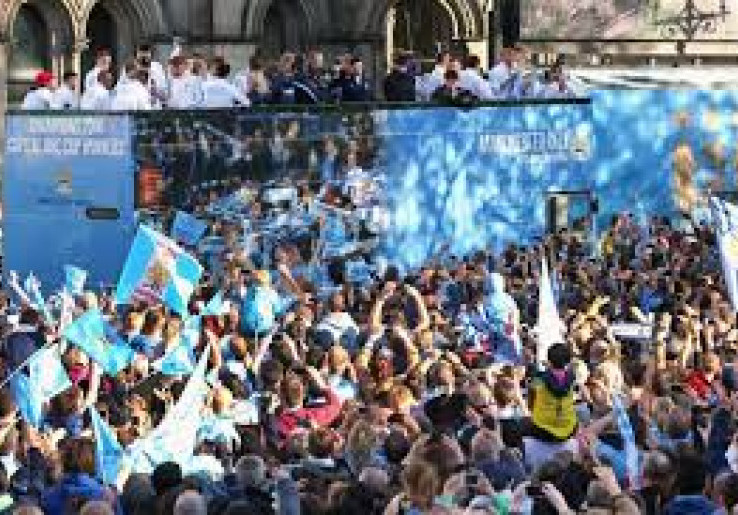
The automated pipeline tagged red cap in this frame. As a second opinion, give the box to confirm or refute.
[35,71,54,87]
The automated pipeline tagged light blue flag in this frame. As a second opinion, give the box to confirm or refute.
[10,374,43,427]
[130,344,211,470]
[711,197,738,312]
[115,225,203,315]
[328,375,357,402]
[24,274,53,324]
[63,309,134,375]
[28,345,71,403]
[182,316,201,349]
[153,339,195,376]
[202,291,227,317]
[612,394,640,490]
[89,405,124,485]
[172,211,208,247]
[64,265,88,296]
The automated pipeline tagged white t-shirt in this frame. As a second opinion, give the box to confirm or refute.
[459,69,493,100]
[110,81,152,111]
[202,77,249,108]
[489,62,515,94]
[148,61,168,108]
[52,85,79,110]
[21,88,54,110]
[233,69,250,97]
[168,75,202,109]
[84,66,105,92]
[80,84,112,110]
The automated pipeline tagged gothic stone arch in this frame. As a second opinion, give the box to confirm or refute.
[1,0,166,47]
[2,0,76,41]
[79,0,167,45]
[364,0,485,41]
[243,0,317,41]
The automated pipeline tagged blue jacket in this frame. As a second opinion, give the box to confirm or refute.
[332,74,373,102]
[41,473,122,515]
[663,495,716,515]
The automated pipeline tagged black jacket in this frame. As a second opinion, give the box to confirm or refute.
[332,73,373,103]
[383,70,415,102]
[431,85,478,107]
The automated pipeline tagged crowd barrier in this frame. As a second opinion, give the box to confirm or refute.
[4,92,737,290]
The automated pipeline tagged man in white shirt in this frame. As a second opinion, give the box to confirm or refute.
[233,65,250,99]
[84,47,112,92]
[52,72,80,110]
[459,55,493,100]
[80,70,114,110]
[418,52,451,101]
[167,55,202,109]
[489,47,523,98]
[21,71,56,110]
[111,69,152,111]
[136,44,167,108]
[202,61,249,109]
[316,292,359,347]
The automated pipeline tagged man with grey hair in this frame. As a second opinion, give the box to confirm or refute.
[213,455,298,514]
[173,490,207,515]
[235,454,267,489]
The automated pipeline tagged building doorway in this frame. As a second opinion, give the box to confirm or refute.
[84,3,118,76]
[387,0,457,69]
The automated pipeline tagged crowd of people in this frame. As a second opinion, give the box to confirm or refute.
[0,201,737,515]
[20,44,579,111]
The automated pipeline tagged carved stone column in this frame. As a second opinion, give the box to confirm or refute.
[71,37,88,89]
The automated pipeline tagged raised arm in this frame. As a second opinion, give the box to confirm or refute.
[276,262,304,300]
[369,284,394,336]
[253,329,277,375]
[405,284,430,333]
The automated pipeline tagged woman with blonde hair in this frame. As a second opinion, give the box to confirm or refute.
[384,460,441,515]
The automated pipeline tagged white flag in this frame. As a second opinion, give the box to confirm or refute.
[129,343,211,471]
[535,258,565,364]
[711,197,738,312]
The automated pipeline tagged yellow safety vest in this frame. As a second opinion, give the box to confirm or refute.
[531,377,577,440]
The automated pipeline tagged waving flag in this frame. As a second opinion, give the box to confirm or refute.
[535,258,565,364]
[10,374,43,427]
[63,309,134,375]
[612,395,640,490]
[153,340,195,376]
[182,316,201,348]
[202,291,227,317]
[24,274,52,324]
[115,225,203,315]
[89,405,124,485]
[64,265,88,296]
[711,197,738,312]
[130,344,211,471]
[172,211,208,247]
[28,345,71,402]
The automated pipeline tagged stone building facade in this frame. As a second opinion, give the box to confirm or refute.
[4,0,738,105]
[0,0,493,102]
